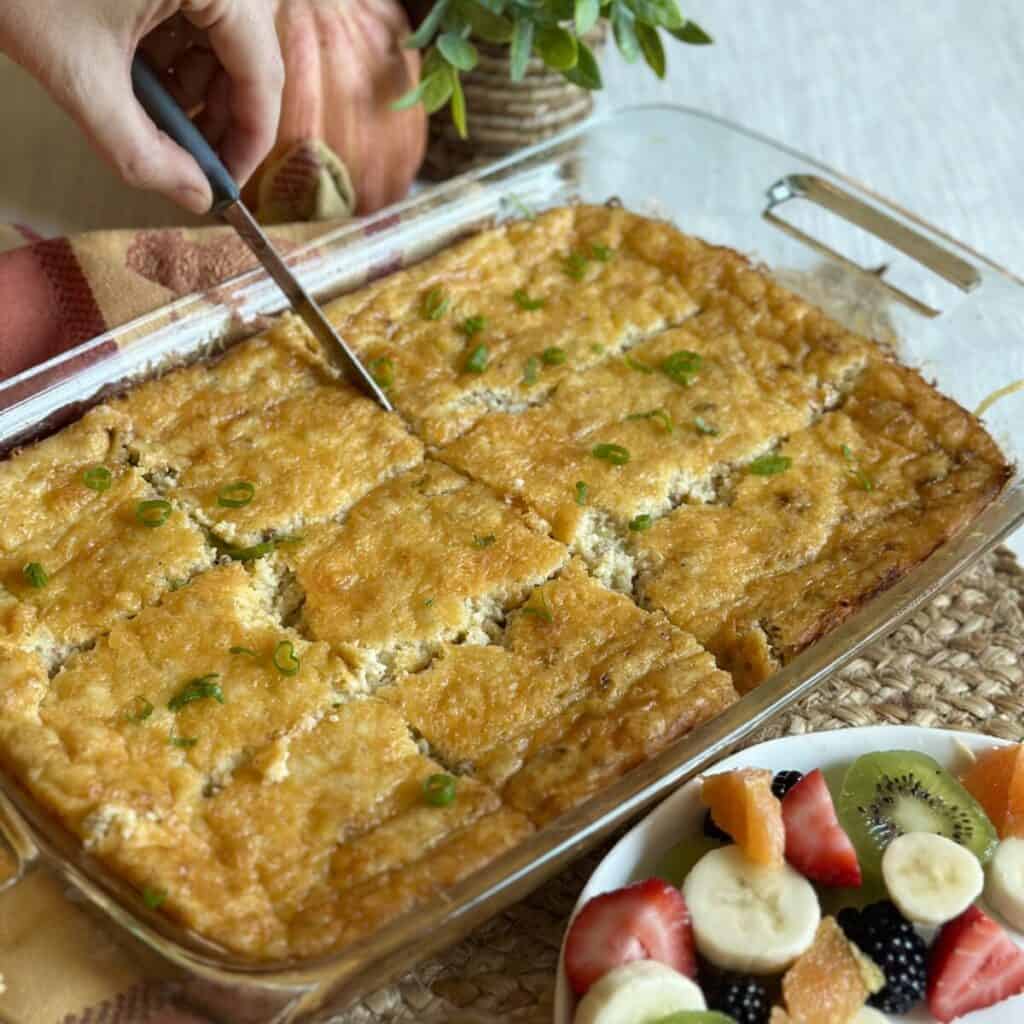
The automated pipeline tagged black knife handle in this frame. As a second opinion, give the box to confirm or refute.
[130,54,239,213]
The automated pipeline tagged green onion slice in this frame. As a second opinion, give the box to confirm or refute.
[574,481,588,506]
[369,356,395,389]
[542,346,567,366]
[229,645,258,657]
[748,453,792,477]
[626,409,674,434]
[592,443,630,465]
[423,773,457,807]
[661,350,703,386]
[513,289,545,311]
[694,416,719,436]
[590,243,615,261]
[217,480,255,508]
[522,356,540,386]
[521,595,554,624]
[273,640,301,677]
[463,344,489,374]
[213,537,276,562]
[460,315,487,338]
[136,499,172,528]
[841,444,876,491]
[142,886,167,909]
[624,355,654,374]
[167,674,223,712]
[169,735,197,749]
[82,465,112,492]
[124,695,154,723]
[422,287,450,320]
[472,533,496,548]
[22,562,48,589]
[564,251,589,280]
[629,514,653,532]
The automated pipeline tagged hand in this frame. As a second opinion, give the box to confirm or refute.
[0,0,284,214]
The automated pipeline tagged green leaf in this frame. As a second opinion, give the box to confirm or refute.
[406,0,450,49]
[510,17,535,82]
[438,31,479,70]
[636,22,666,78]
[612,4,640,62]
[461,2,514,43]
[575,0,600,35]
[563,39,603,89]
[670,19,713,44]
[392,69,441,111]
[535,25,578,71]
[450,71,468,138]
[474,0,506,13]
[630,0,683,30]
[422,67,455,115]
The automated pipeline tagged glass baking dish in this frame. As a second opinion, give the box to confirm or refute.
[0,104,1021,1022]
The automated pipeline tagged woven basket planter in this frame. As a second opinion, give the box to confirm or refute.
[422,24,607,180]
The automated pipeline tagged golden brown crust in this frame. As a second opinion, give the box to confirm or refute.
[0,205,1009,963]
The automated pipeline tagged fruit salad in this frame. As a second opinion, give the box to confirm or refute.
[562,746,1024,1023]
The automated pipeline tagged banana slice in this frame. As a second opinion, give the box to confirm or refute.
[851,1007,889,1023]
[881,831,983,926]
[573,959,706,1024]
[682,845,820,973]
[985,837,1024,932]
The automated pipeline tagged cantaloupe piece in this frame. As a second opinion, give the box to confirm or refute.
[701,768,785,867]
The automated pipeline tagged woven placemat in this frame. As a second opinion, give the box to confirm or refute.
[339,546,1024,1023]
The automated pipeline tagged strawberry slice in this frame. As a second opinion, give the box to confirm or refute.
[928,904,1024,1022]
[563,878,696,995]
[781,768,862,887]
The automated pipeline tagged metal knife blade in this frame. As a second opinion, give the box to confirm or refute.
[220,202,393,411]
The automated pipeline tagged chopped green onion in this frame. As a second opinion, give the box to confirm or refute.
[22,562,47,589]
[217,480,255,508]
[521,592,553,624]
[423,597,434,607]
[574,481,588,506]
[422,287,450,320]
[167,674,223,712]
[513,289,545,311]
[542,346,567,366]
[168,578,188,591]
[82,465,112,492]
[624,355,654,374]
[136,499,172,528]
[629,514,653,532]
[463,344,489,374]
[660,350,703,387]
[142,886,167,909]
[229,645,258,657]
[564,250,589,280]
[169,735,197,749]
[370,356,395,389]
[748,453,792,477]
[694,416,719,436]
[522,356,540,386]
[590,243,614,261]
[423,773,457,807]
[841,444,876,491]
[592,443,630,466]
[212,537,276,561]
[472,533,496,549]
[626,409,674,434]
[124,696,154,723]
[591,343,605,355]
[460,315,487,338]
[273,640,301,677]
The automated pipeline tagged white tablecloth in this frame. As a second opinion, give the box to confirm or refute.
[1,0,1020,553]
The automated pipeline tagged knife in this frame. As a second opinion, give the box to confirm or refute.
[130,55,393,412]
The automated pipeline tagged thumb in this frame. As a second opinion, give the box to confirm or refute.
[57,49,214,215]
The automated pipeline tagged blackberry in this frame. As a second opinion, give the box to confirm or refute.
[838,900,927,1014]
[702,808,732,843]
[771,770,804,800]
[707,973,770,1024]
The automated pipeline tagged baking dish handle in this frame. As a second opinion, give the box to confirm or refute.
[763,173,981,317]
[0,789,39,893]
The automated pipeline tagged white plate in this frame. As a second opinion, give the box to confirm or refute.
[554,725,1023,1024]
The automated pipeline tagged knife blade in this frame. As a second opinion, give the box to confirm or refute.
[130,55,392,412]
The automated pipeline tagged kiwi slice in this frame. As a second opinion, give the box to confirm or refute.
[837,750,998,883]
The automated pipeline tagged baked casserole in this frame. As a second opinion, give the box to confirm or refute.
[0,206,1009,960]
